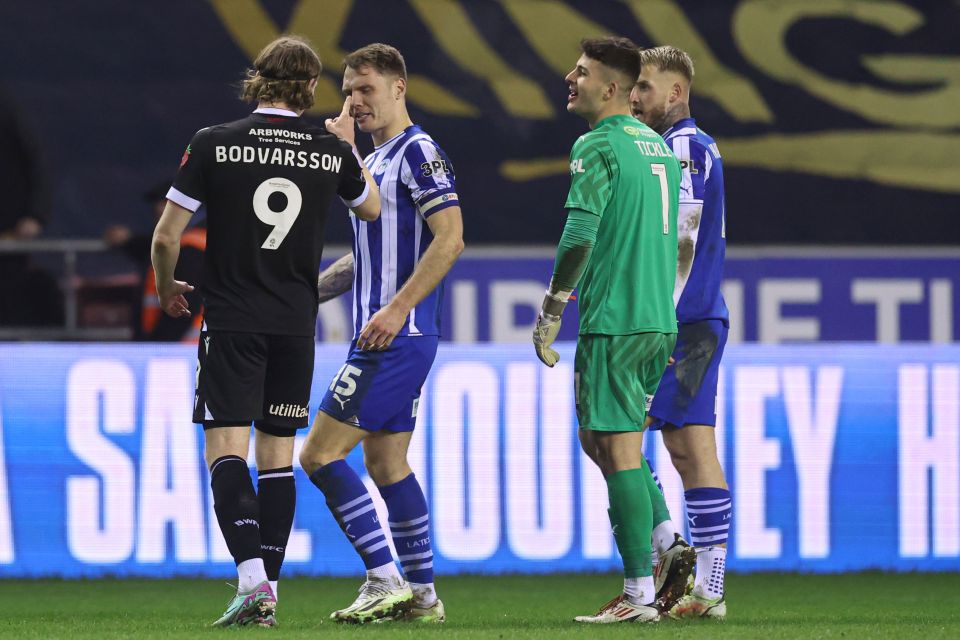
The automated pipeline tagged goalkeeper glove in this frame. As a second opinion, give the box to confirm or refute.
[533,311,561,367]
[532,285,571,367]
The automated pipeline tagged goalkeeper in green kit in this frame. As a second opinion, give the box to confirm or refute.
[532,36,694,624]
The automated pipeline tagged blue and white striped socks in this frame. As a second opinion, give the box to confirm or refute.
[378,473,436,606]
[685,487,731,599]
[309,460,398,577]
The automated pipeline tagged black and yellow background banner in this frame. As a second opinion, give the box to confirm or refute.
[3,0,957,244]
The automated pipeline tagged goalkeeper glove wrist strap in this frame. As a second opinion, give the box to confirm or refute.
[541,287,572,319]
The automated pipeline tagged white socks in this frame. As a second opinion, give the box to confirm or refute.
[269,580,278,600]
[652,520,678,554]
[694,546,726,599]
[367,561,403,582]
[410,582,438,607]
[623,576,656,606]
[237,558,268,593]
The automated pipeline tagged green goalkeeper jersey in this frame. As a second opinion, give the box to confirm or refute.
[564,114,680,336]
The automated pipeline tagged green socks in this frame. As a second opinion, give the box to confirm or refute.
[606,468,654,578]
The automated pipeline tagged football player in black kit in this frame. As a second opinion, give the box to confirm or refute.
[151,35,380,627]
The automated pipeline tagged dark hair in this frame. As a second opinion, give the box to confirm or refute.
[240,35,322,111]
[343,43,407,80]
[580,36,641,84]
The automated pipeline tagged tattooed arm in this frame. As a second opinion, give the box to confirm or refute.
[317,252,355,303]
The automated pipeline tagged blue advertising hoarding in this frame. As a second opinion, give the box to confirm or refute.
[315,250,960,345]
[0,342,957,577]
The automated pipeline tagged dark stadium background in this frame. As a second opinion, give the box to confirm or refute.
[1,0,956,247]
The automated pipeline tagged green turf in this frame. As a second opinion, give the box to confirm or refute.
[1,573,958,639]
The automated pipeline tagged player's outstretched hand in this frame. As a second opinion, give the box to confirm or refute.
[357,303,407,351]
[157,280,195,318]
[533,312,561,367]
[325,96,356,147]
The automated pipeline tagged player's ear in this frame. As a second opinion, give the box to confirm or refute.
[603,80,617,101]
[670,81,683,103]
[394,76,406,100]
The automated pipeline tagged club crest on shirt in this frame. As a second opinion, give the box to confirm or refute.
[179,144,191,169]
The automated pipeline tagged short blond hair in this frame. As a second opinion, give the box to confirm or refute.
[639,46,694,83]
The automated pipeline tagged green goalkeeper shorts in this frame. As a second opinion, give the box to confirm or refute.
[574,332,676,432]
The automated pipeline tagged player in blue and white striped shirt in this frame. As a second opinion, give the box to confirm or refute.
[299,43,463,625]
[633,46,730,621]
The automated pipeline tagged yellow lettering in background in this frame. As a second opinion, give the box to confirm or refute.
[207,0,959,194]
[733,0,960,128]
[498,0,612,75]
[409,0,553,119]
[719,131,959,193]
[622,0,773,123]
[210,0,477,116]
[209,0,345,111]
[501,130,960,193]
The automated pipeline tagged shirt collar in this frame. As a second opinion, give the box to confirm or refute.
[663,117,696,137]
[254,107,299,117]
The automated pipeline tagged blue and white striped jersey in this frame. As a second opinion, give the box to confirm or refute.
[351,124,459,338]
[663,117,729,324]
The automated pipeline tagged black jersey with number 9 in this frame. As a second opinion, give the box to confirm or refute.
[168,110,368,337]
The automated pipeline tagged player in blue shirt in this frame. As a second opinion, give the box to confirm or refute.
[632,46,730,620]
[298,43,464,624]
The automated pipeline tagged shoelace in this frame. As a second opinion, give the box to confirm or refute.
[358,579,397,599]
[593,594,625,616]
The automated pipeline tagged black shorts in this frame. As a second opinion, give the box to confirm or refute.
[193,330,314,435]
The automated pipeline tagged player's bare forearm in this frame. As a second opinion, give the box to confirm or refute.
[151,201,192,289]
[390,207,464,315]
[150,234,181,289]
[317,253,355,303]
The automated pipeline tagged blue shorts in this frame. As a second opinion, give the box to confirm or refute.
[318,335,439,432]
[649,319,728,430]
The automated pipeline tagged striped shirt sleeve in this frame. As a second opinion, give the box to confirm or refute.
[400,138,459,218]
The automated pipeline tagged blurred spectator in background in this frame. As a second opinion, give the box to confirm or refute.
[103,179,205,341]
[0,89,64,327]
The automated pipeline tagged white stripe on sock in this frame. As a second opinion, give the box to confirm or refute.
[361,539,390,555]
[687,503,731,515]
[351,529,383,548]
[335,494,371,514]
[690,524,730,533]
[258,471,294,480]
[388,514,430,528]
[342,502,376,522]
[686,497,731,507]
[391,524,429,537]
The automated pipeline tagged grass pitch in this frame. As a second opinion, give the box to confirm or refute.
[1,572,958,639]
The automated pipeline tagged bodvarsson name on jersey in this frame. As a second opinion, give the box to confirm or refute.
[215,145,344,172]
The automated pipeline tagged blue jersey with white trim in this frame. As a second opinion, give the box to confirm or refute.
[352,125,458,338]
[663,117,728,323]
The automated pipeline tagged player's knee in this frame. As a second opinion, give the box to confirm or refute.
[364,453,409,486]
[664,442,696,477]
[298,442,342,476]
